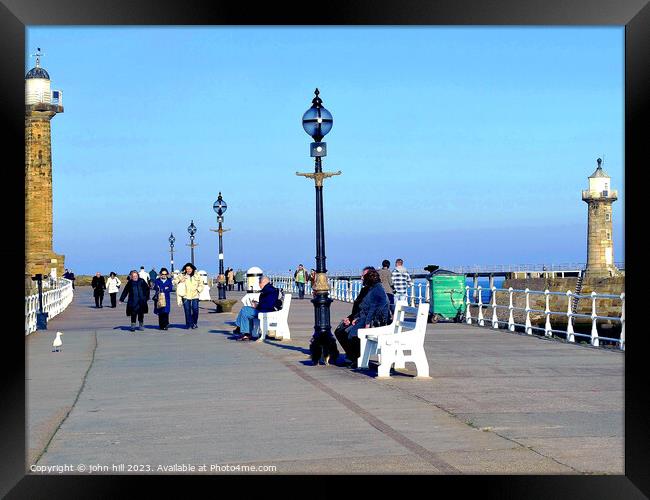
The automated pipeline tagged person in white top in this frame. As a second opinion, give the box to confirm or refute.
[138,266,150,285]
[106,272,122,308]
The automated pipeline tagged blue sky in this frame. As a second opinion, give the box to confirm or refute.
[26,27,624,275]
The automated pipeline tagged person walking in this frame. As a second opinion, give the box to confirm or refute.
[119,270,150,331]
[105,272,122,308]
[294,264,309,299]
[173,262,204,329]
[138,266,150,285]
[152,267,173,330]
[63,268,76,289]
[148,268,158,287]
[378,259,394,307]
[226,268,235,291]
[391,258,412,304]
[235,269,245,291]
[91,272,106,308]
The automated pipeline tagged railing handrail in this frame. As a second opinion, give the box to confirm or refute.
[267,275,624,352]
[25,277,74,335]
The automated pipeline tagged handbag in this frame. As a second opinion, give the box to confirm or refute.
[176,280,186,307]
[157,290,167,309]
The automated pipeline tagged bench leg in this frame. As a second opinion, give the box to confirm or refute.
[358,337,373,369]
[413,347,431,378]
[377,343,395,377]
[279,319,290,340]
[394,345,406,369]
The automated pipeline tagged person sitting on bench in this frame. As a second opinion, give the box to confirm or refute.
[233,276,281,341]
[334,267,391,367]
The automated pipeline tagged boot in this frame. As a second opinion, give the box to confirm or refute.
[130,323,136,332]
[138,322,144,331]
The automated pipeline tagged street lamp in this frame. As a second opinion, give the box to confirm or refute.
[168,232,176,272]
[187,219,197,266]
[211,192,229,300]
[296,88,341,362]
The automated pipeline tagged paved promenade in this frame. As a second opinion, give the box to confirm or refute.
[26,286,624,474]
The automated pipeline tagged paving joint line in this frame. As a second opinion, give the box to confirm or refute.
[32,330,98,466]
[252,342,461,474]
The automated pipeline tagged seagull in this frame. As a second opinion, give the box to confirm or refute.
[52,331,63,352]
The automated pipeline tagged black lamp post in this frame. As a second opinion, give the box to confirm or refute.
[168,232,176,272]
[297,88,341,359]
[211,192,228,300]
[187,220,197,266]
[31,273,48,329]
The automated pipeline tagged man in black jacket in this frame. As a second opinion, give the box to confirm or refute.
[233,276,280,341]
[91,272,106,308]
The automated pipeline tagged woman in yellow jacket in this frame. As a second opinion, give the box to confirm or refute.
[173,262,205,329]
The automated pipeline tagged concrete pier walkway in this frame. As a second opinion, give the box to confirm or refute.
[26,286,624,474]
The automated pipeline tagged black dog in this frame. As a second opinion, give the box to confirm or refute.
[309,331,340,366]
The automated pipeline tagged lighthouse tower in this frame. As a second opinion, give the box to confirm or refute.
[25,48,65,277]
[582,158,618,277]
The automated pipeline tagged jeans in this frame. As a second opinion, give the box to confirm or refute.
[182,298,199,328]
[296,282,305,299]
[237,282,244,291]
[235,305,258,334]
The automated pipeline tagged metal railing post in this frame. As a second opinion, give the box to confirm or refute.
[566,290,575,343]
[465,286,472,324]
[620,293,625,351]
[590,291,599,347]
[477,286,484,326]
[508,287,515,331]
[525,288,532,335]
[544,289,552,337]
[491,286,499,328]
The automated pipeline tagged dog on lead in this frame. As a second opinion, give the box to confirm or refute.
[309,330,340,366]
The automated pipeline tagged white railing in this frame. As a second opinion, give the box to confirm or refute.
[269,275,625,351]
[464,286,625,350]
[269,276,430,307]
[25,277,74,335]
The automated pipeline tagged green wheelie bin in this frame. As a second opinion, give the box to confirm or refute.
[424,266,466,323]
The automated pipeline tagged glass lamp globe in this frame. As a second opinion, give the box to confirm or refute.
[213,193,227,216]
[302,89,333,142]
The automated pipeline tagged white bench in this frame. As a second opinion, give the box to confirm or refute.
[254,294,292,341]
[357,301,430,378]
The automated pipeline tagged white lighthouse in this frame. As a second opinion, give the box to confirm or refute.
[582,158,619,277]
[25,48,63,106]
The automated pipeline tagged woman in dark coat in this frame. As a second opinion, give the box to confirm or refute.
[91,272,106,308]
[152,267,173,330]
[335,268,391,366]
[119,270,150,331]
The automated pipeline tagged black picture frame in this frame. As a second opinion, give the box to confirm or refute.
[1,0,647,497]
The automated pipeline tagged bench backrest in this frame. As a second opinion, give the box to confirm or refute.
[392,302,428,340]
[276,293,291,318]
